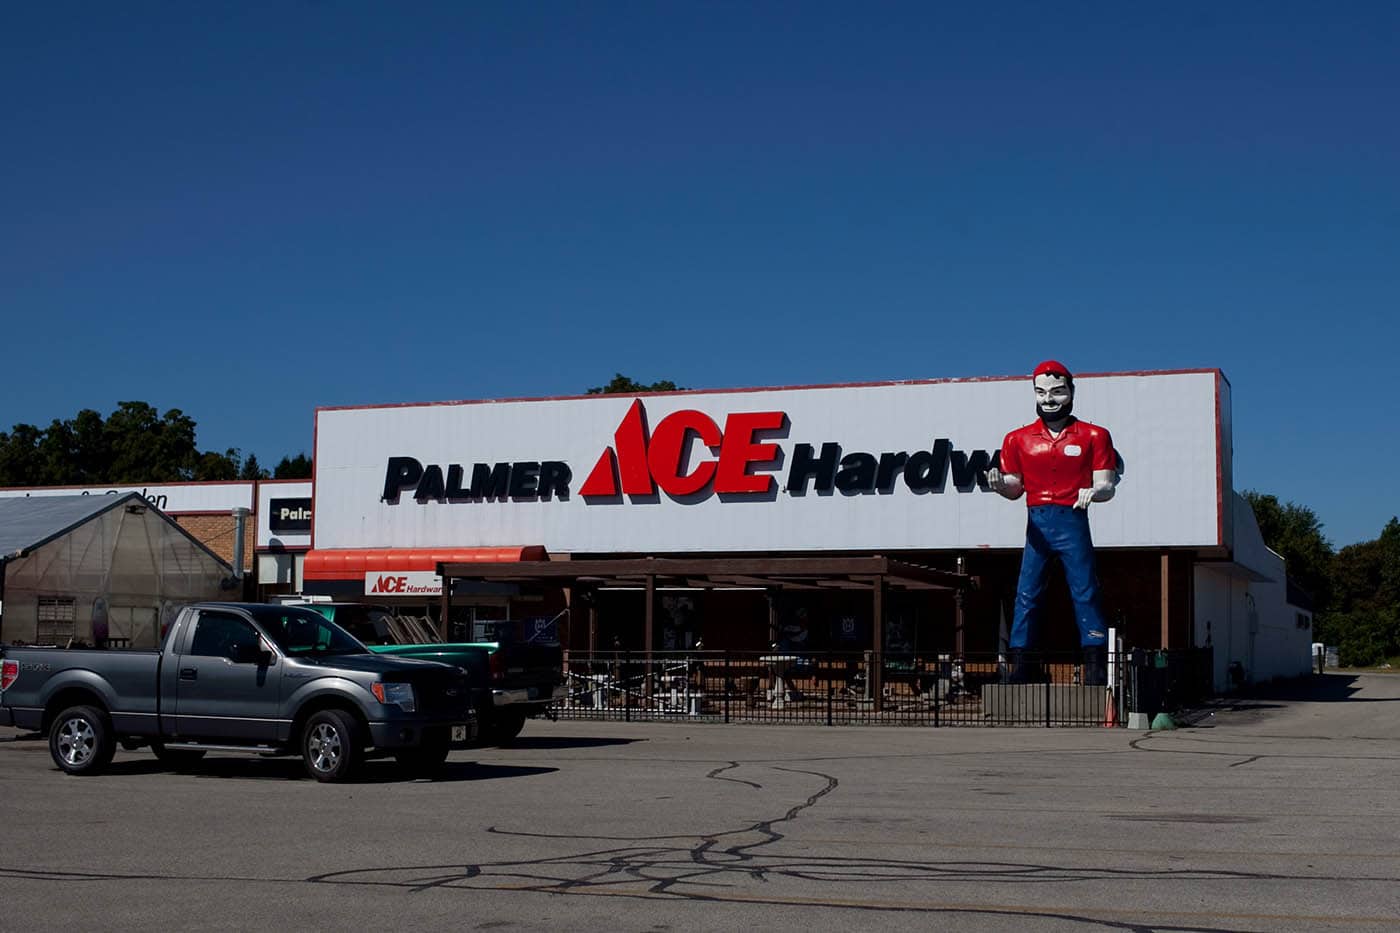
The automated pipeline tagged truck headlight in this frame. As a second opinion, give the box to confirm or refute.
[371,681,416,712]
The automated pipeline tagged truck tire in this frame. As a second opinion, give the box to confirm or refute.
[151,742,207,770]
[394,741,450,776]
[49,705,117,776]
[490,711,528,745]
[301,709,363,782]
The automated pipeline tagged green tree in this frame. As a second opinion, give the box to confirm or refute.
[0,424,44,486]
[1241,490,1334,610]
[193,448,242,481]
[240,453,270,480]
[104,402,201,482]
[586,373,686,395]
[274,453,313,479]
[1320,517,1400,666]
[0,403,307,487]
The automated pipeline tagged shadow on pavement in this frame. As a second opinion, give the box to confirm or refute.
[1177,674,1397,726]
[1232,673,1384,703]
[495,736,643,750]
[96,754,556,783]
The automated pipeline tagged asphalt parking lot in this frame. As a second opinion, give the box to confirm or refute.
[3,672,1399,932]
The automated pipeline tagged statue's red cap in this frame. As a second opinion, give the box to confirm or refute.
[1032,360,1072,380]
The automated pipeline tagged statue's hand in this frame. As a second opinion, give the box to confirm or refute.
[1074,487,1095,510]
[988,468,1023,500]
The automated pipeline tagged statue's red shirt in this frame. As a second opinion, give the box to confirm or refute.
[998,418,1116,508]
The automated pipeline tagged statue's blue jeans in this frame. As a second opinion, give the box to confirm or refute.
[1009,505,1108,650]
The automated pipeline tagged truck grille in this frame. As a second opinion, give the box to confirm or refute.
[414,673,475,717]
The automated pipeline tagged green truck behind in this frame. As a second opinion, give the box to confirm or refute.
[293,603,563,744]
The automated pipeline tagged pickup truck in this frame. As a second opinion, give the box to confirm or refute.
[0,602,477,782]
[292,603,562,744]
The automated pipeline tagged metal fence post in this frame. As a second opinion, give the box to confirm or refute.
[826,684,833,726]
[933,662,941,728]
[723,651,731,724]
[1045,662,1051,728]
[624,649,632,723]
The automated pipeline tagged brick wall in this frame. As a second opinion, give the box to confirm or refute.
[173,514,255,572]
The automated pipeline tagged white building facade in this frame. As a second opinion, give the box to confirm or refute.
[309,369,1314,689]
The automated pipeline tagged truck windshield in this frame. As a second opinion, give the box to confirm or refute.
[249,606,367,657]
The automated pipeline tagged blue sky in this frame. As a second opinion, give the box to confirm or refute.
[2,2,1396,546]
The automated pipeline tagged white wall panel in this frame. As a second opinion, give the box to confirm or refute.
[0,482,253,514]
[313,372,1226,553]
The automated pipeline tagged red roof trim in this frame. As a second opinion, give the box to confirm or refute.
[303,546,548,581]
[314,369,1225,414]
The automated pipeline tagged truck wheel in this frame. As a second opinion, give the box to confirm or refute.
[49,705,117,776]
[394,741,450,776]
[302,709,363,782]
[490,711,528,745]
[151,742,207,770]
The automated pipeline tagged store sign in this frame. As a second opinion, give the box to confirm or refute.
[257,481,313,549]
[365,571,443,596]
[269,498,313,533]
[315,372,1231,552]
[379,399,999,504]
[0,482,253,513]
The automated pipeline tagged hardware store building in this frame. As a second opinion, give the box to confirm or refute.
[305,370,1314,691]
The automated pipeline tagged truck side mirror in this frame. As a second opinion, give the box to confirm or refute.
[232,642,272,665]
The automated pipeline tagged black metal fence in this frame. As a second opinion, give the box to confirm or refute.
[551,648,1211,727]
[1124,648,1215,718]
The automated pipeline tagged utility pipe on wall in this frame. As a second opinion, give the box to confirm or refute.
[232,508,250,580]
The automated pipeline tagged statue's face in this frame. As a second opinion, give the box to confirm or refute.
[1034,373,1073,422]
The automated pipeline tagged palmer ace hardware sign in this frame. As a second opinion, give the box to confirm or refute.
[313,371,1231,554]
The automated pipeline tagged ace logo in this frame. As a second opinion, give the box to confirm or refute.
[364,571,444,596]
[581,399,787,498]
[370,575,409,594]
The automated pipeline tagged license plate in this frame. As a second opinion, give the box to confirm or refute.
[451,725,468,742]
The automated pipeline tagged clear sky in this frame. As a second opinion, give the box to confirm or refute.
[2,3,1396,547]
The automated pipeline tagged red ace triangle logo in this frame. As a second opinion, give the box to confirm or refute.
[580,399,786,499]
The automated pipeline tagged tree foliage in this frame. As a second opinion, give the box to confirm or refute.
[1241,490,1334,609]
[273,453,313,479]
[240,453,270,481]
[1316,518,1400,666]
[586,373,686,395]
[1241,491,1400,667]
[0,403,300,487]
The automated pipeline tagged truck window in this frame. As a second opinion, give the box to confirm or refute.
[251,606,366,657]
[189,613,261,662]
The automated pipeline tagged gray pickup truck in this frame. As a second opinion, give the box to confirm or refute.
[0,602,477,782]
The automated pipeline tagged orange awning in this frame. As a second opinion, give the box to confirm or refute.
[303,546,547,581]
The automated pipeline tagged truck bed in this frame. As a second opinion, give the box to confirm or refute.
[0,645,162,734]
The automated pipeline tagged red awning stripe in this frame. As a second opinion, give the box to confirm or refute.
[303,546,547,581]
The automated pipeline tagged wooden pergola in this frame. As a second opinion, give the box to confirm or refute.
[437,556,972,701]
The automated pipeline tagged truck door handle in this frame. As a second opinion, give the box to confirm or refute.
[179,668,198,681]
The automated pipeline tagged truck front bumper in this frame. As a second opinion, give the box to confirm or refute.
[491,685,556,707]
[367,712,479,750]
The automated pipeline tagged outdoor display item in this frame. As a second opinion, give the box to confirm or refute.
[987,361,1120,685]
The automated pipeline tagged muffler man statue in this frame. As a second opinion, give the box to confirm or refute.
[987,361,1119,685]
